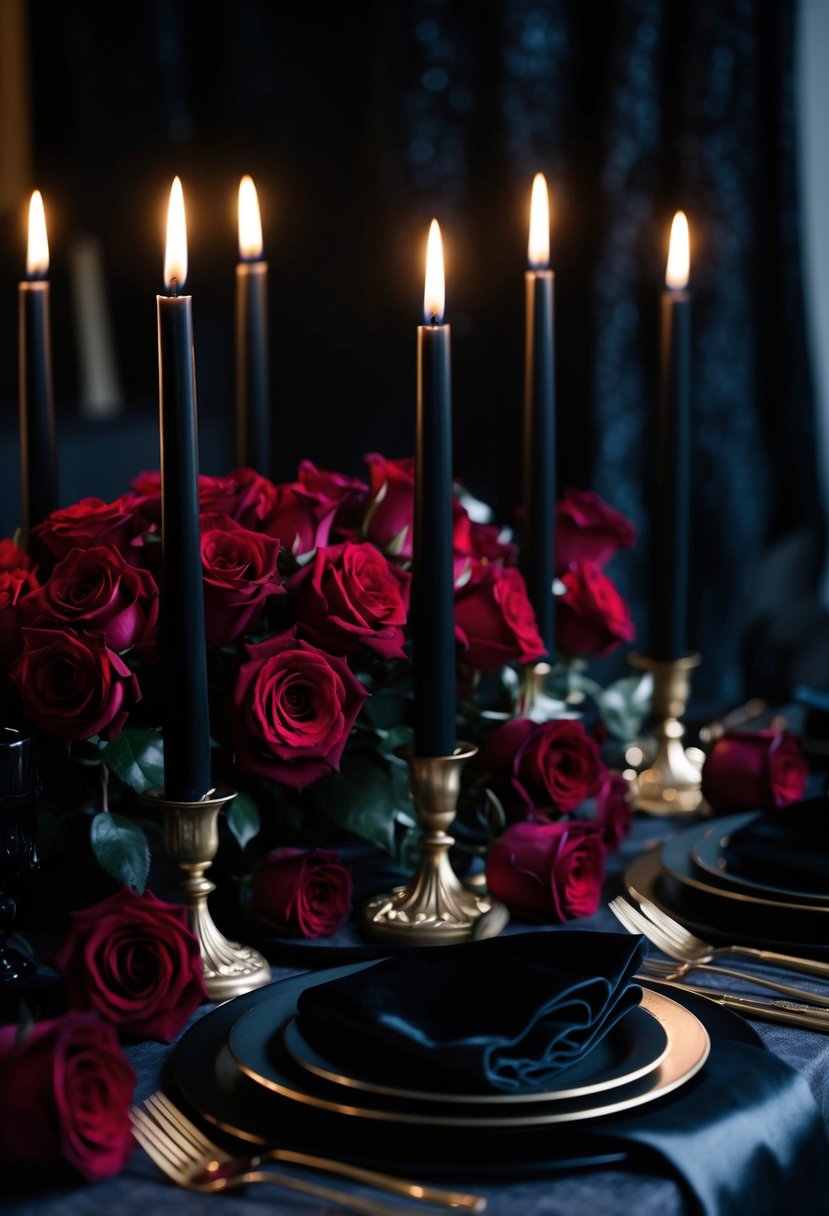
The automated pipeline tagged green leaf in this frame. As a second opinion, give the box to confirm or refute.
[377,724,414,760]
[597,673,653,742]
[90,812,150,892]
[16,1001,34,1045]
[99,729,164,794]
[364,689,410,730]
[226,792,261,850]
[317,759,396,854]
[483,787,507,837]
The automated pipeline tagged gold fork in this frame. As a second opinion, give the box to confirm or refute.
[130,1091,486,1214]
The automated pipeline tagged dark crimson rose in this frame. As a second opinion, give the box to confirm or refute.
[483,717,606,813]
[555,488,637,573]
[0,1013,135,1181]
[0,538,35,573]
[297,460,369,536]
[11,627,141,741]
[262,482,340,557]
[251,848,353,937]
[363,453,415,559]
[231,628,369,790]
[466,521,518,566]
[595,771,633,849]
[486,820,606,922]
[290,541,410,661]
[131,468,277,530]
[22,546,158,654]
[200,514,284,647]
[454,563,544,672]
[33,495,150,562]
[51,888,208,1042]
[702,730,809,813]
[0,568,40,666]
[556,561,636,658]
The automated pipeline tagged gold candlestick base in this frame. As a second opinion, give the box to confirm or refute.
[362,744,508,944]
[517,661,569,721]
[143,787,271,1001]
[628,653,704,815]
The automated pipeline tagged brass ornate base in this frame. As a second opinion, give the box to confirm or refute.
[628,653,704,815]
[143,787,271,1001]
[362,744,508,944]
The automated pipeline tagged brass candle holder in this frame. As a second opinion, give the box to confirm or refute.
[517,660,569,721]
[628,653,704,815]
[143,787,271,1001]
[363,743,508,944]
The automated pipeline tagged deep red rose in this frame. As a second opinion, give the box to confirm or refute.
[297,460,369,537]
[262,482,340,557]
[0,568,40,666]
[200,514,284,647]
[51,887,208,1042]
[33,495,151,562]
[230,628,369,790]
[0,1013,135,1181]
[555,488,637,573]
[556,560,636,657]
[363,454,415,559]
[483,717,606,813]
[251,848,353,937]
[0,538,35,573]
[701,730,809,813]
[454,563,545,672]
[131,468,277,530]
[465,521,518,566]
[595,770,633,849]
[290,541,410,661]
[486,820,606,921]
[22,546,158,654]
[11,628,141,741]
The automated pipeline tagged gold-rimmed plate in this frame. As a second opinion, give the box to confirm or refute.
[689,814,829,906]
[228,980,709,1129]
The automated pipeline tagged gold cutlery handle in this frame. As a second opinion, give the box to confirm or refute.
[240,1166,477,1216]
[729,947,829,980]
[697,964,829,1008]
[648,978,829,1032]
[269,1149,486,1211]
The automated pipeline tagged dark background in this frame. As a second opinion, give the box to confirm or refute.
[0,0,825,706]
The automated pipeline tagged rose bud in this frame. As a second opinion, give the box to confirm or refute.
[0,538,36,573]
[556,560,636,658]
[454,562,545,672]
[0,1013,135,1181]
[555,488,637,573]
[297,460,369,537]
[482,717,606,815]
[51,888,208,1043]
[486,820,606,922]
[290,541,410,661]
[11,627,141,741]
[33,495,151,562]
[262,481,340,558]
[701,730,808,813]
[0,567,40,667]
[230,628,369,790]
[251,848,353,938]
[200,514,284,647]
[362,453,415,559]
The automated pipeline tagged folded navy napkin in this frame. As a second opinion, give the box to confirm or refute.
[723,798,829,892]
[296,931,645,1093]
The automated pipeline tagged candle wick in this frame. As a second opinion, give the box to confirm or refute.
[170,279,179,298]
[430,313,438,326]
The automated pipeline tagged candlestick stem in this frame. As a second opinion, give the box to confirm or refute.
[143,787,270,1000]
[629,653,703,815]
[362,744,508,943]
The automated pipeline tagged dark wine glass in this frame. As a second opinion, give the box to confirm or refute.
[0,727,38,982]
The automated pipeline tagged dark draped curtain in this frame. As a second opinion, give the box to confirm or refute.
[5,0,820,705]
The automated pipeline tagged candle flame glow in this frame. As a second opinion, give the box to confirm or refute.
[26,190,49,278]
[164,177,188,292]
[423,219,445,324]
[528,173,550,269]
[665,211,689,290]
[238,175,263,260]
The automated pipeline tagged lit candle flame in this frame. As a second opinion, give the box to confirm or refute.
[26,190,49,278]
[164,177,188,292]
[665,210,689,290]
[423,219,445,324]
[238,175,263,260]
[528,173,550,269]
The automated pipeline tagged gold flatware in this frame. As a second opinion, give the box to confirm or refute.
[130,1091,486,1213]
[638,966,829,1033]
[631,891,829,979]
[609,897,829,1007]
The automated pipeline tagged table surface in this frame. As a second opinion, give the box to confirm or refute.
[6,814,829,1216]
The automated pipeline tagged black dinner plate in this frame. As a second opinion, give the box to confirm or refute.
[690,814,829,906]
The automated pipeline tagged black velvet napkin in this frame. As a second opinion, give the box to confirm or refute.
[296,931,645,1093]
[722,798,829,892]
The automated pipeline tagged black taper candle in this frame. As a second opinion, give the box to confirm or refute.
[520,174,555,657]
[157,178,212,803]
[19,191,57,543]
[235,176,270,476]
[412,221,456,757]
[652,212,691,661]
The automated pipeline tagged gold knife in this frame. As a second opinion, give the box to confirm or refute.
[639,977,829,1032]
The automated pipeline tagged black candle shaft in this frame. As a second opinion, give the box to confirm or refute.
[235,261,271,476]
[19,281,57,538]
[520,270,555,657]
[652,290,691,660]
[413,324,456,757]
[157,293,212,802]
